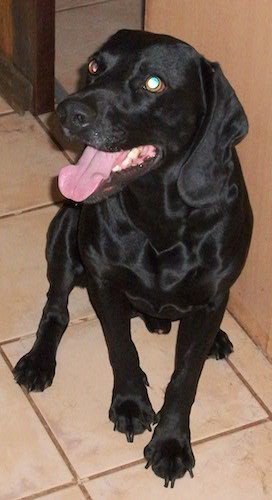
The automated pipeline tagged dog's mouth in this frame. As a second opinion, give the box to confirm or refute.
[58,144,158,202]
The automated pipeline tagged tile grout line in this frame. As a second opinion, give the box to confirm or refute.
[56,0,117,14]
[226,308,272,364]
[16,481,78,500]
[80,418,270,483]
[10,418,271,499]
[10,466,92,500]
[0,110,16,117]
[79,482,93,499]
[0,201,61,221]
[0,345,270,489]
[1,308,270,488]
[0,345,80,483]
[192,417,270,446]
[226,357,272,419]
[0,332,38,346]
[0,314,97,347]
[0,89,74,221]
[81,458,146,483]
[34,114,75,164]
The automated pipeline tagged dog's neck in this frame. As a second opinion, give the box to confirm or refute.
[120,165,190,247]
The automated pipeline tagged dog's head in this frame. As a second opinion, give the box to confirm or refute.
[57,30,248,206]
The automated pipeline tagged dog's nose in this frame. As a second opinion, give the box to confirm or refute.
[56,99,92,130]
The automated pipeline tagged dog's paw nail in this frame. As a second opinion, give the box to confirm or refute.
[164,476,170,488]
[142,372,149,386]
[154,412,161,424]
[126,430,134,443]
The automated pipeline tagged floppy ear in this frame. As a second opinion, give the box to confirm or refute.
[177,60,248,207]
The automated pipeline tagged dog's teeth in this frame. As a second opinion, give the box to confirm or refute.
[112,165,122,172]
[128,147,140,160]
[122,157,131,167]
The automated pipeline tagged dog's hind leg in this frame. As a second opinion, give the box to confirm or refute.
[13,205,85,392]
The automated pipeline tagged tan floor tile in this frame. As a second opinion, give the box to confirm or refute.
[55,0,143,94]
[223,311,272,413]
[0,355,72,500]
[267,334,272,361]
[84,421,272,499]
[0,206,93,342]
[4,316,266,479]
[39,485,86,499]
[0,95,13,115]
[0,113,66,216]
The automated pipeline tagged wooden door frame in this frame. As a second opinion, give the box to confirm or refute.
[0,0,55,115]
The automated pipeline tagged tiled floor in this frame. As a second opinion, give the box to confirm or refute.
[0,1,272,499]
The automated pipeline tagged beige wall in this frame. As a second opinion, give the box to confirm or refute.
[145,0,272,360]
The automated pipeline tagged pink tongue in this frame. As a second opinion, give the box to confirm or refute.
[58,146,125,202]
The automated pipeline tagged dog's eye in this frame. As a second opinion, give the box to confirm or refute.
[144,76,165,93]
[88,59,99,75]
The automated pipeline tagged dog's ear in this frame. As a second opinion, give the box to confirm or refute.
[177,60,248,207]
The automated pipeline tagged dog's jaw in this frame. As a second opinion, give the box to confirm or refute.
[58,144,158,203]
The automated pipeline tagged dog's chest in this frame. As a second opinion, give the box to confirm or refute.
[78,203,216,310]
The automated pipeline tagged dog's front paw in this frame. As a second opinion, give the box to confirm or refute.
[144,432,195,488]
[13,350,56,392]
[109,393,155,443]
[208,329,234,360]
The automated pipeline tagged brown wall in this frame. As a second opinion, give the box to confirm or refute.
[0,0,13,57]
[145,0,272,360]
[0,0,55,114]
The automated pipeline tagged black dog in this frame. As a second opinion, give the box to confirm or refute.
[14,30,253,487]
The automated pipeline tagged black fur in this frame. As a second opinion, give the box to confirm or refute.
[13,30,253,487]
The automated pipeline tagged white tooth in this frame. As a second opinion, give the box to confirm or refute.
[128,147,140,160]
[122,157,131,167]
[112,165,121,172]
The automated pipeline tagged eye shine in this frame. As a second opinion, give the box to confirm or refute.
[144,76,165,93]
[88,59,99,74]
